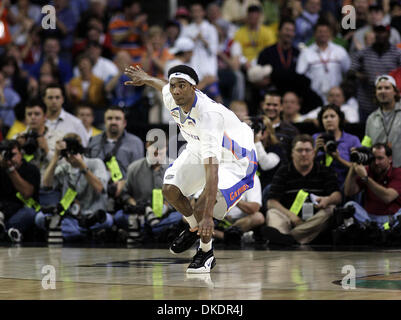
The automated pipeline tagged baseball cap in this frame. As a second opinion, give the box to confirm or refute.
[375,74,397,87]
[170,37,194,55]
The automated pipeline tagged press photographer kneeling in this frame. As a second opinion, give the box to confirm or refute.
[35,133,113,242]
[337,143,401,244]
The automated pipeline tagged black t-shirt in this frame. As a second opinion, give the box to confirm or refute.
[267,161,340,219]
[0,160,40,215]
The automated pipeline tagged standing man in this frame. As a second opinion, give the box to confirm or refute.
[42,84,89,147]
[364,75,401,167]
[262,91,299,165]
[124,64,257,273]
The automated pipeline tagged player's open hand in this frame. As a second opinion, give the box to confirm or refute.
[124,65,149,86]
[197,216,214,238]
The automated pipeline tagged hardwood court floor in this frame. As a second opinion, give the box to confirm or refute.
[1,245,401,300]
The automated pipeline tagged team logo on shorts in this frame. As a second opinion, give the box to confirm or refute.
[165,175,175,180]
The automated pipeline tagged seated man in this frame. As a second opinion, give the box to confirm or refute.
[0,140,40,242]
[264,134,342,245]
[36,133,113,242]
[343,143,401,230]
[113,140,182,242]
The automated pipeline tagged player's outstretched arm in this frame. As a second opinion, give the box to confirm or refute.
[124,65,167,93]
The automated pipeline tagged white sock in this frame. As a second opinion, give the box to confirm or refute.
[183,215,198,230]
[200,239,212,252]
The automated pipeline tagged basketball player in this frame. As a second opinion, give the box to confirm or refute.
[124,65,257,273]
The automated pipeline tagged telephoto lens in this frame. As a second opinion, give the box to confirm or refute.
[145,206,160,227]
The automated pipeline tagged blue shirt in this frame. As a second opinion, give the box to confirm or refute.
[313,131,361,187]
[0,87,21,128]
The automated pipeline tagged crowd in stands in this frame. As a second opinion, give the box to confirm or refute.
[1,0,401,248]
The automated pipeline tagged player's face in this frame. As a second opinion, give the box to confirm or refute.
[169,78,195,107]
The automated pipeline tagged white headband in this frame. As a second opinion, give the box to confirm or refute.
[169,72,196,85]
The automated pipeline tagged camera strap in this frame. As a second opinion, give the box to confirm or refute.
[15,192,41,212]
[23,154,35,162]
[100,133,124,181]
[289,189,309,216]
[152,189,163,218]
[59,187,77,216]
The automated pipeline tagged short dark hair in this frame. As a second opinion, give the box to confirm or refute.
[372,142,392,157]
[314,18,332,32]
[264,90,283,104]
[42,83,65,99]
[279,18,295,30]
[74,102,95,115]
[317,104,345,131]
[292,134,314,150]
[247,5,262,13]
[26,98,47,114]
[105,105,126,119]
[168,65,199,85]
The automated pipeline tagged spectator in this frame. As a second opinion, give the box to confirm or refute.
[221,0,261,25]
[28,36,73,84]
[174,6,190,29]
[261,91,299,166]
[164,19,181,49]
[5,101,26,140]
[108,0,148,62]
[105,50,143,109]
[75,0,111,41]
[37,133,112,242]
[0,0,12,51]
[350,24,401,123]
[0,55,29,101]
[42,83,89,147]
[73,41,118,83]
[0,139,40,242]
[364,75,401,168]
[351,3,401,52]
[294,0,321,47]
[296,19,351,104]
[15,98,64,181]
[87,106,144,207]
[264,134,342,245]
[282,91,306,123]
[312,104,361,188]
[67,54,106,113]
[234,5,276,66]
[75,104,102,138]
[229,100,249,122]
[0,70,21,136]
[215,19,246,105]
[206,2,237,39]
[181,3,221,102]
[340,143,401,241]
[114,140,182,242]
[390,0,401,36]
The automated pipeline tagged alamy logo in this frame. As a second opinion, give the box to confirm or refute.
[41,5,56,30]
[342,5,356,30]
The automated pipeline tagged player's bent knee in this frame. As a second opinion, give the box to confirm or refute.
[162,184,182,203]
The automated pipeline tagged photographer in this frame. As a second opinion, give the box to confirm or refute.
[343,143,401,229]
[87,106,144,210]
[15,99,64,181]
[264,134,342,245]
[114,140,182,242]
[0,139,40,242]
[36,133,112,242]
[313,104,361,188]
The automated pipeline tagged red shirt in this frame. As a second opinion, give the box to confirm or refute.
[357,165,401,215]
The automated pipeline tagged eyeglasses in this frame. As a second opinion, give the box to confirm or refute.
[294,148,314,154]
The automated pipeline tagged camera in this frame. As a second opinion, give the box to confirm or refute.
[333,205,355,219]
[319,132,338,153]
[350,147,374,165]
[78,210,107,229]
[249,116,266,134]
[124,201,160,226]
[22,130,39,155]
[0,140,15,161]
[60,137,85,158]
